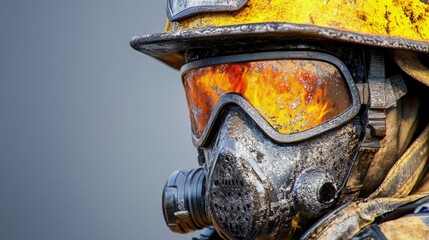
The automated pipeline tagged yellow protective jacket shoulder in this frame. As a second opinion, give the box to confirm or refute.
[377,215,429,239]
[351,194,429,240]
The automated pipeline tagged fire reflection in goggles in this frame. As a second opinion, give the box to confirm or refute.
[183,59,352,138]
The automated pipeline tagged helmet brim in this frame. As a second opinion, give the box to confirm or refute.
[393,50,429,88]
[131,22,429,70]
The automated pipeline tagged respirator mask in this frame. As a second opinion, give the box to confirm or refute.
[161,51,365,239]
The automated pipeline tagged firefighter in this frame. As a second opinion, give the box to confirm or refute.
[131,0,429,239]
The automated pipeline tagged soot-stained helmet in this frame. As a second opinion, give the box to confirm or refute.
[131,0,429,89]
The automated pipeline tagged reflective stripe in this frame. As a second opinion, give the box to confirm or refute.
[167,0,248,21]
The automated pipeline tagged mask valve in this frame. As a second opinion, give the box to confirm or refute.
[293,169,337,219]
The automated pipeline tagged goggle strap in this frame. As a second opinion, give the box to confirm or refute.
[361,50,407,148]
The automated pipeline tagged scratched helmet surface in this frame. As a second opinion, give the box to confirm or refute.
[131,0,429,72]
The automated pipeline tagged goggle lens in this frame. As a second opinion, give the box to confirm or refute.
[183,59,353,139]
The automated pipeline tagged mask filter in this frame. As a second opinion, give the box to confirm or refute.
[162,168,211,233]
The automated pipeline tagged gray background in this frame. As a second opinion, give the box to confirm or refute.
[0,1,200,239]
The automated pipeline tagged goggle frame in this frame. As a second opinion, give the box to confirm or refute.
[181,51,362,147]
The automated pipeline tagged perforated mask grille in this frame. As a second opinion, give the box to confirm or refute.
[209,153,267,239]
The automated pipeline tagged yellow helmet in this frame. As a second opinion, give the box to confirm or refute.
[131,0,429,85]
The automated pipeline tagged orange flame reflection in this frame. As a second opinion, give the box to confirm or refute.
[183,60,351,138]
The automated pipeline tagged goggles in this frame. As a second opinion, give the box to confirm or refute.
[181,51,361,147]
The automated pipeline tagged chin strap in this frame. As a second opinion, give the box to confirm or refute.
[360,50,407,148]
[340,50,407,200]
